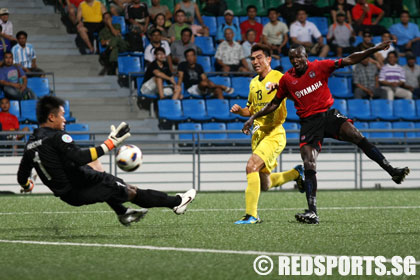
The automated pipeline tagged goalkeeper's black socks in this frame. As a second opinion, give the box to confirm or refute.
[133,189,182,208]
[357,137,394,175]
[107,201,128,215]
[305,169,318,214]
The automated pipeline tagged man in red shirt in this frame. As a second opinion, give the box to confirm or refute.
[352,0,387,36]
[0,97,28,141]
[242,41,410,224]
[240,5,263,42]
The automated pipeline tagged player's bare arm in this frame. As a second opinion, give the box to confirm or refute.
[242,95,283,134]
[230,104,251,117]
[341,40,395,66]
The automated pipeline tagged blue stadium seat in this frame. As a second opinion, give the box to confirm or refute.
[229,99,248,120]
[117,56,141,75]
[7,100,20,120]
[328,77,352,98]
[331,99,348,115]
[195,37,215,55]
[286,99,299,121]
[271,58,281,69]
[227,122,251,140]
[308,17,328,36]
[369,121,393,138]
[178,122,202,141]
[20,124,37,141]
[347,99,375,120]
[417,100,420,117]
[182,99,211,121]
[280,56,292,71]
[283,122,299,140]
[393,99,420,121]
[112,16,127,35]
[372,36,381,44]
[206,99,235,121]
[20,100,37,123]
[371,99,398,120]
[27,77,50,97]
[209,76,232,97]
[64,100,76,123]
[216,16,240,27]
[196,56,213,72]
[415,122,420,137]
[392,122,416,138]
[202,122,227,140]
[353,36,363,46]
[231,76,252,98]
[398,57,407,66]
[353,121,370,137]
[158,100,187,122]
[65,123,90,141]
[202,16,217,36]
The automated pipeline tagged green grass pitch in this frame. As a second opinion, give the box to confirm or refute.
[0,190,419,279]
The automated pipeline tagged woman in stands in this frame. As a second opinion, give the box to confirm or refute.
[147,13,171,42]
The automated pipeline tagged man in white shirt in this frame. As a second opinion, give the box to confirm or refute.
[290,9,329,57]
[242,29,256,71]
[0,8,15,42]
[144,28,173,72]
[262,8,288,56]
[403,53,420,99]
[215,28,250,73]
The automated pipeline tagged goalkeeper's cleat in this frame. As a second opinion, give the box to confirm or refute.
[173,189,196,215]
[294,164,305,193]
[118,208,148,226]
[391,167,410,184]
[295,209,319,224]
[234,214,261,224]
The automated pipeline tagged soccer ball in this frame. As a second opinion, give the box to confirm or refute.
[116,144,143,172]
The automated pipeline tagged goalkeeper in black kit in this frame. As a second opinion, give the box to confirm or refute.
[17,96,196,226]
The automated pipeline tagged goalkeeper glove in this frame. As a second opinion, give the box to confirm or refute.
[20,178,34,193]
[101,122,131,153]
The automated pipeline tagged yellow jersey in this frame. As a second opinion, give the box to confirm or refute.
[247,69,287,129]
[81,0,103,23]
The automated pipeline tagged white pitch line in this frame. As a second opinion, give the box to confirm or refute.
[0,239,418,265]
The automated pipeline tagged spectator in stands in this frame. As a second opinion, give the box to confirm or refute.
[148,0,172,23]
[293,0,330,17]
[240,5,263,42]
[277,0,300,27]
[0,52,35,100]
[177,48,234,99]
[215,28,250,74]
[125,0,149,35]
[140,47,181,100]
[403,53,420,100]
[331,0,353,24]
[216,9,241,43]
[374,0,402,18]
[76,0,118,54]
[171,28,197,66]
[327,11,355,57]
[389,11,420,57]
[242,29,257,71]
[0,25,11,65]
[0,97,29,140]
[11,31,43,77]
[201,0,227,17]
[174,0,209,37]
[144,29,173,71]
[373,31,395,66]
[379,51,412,100]
[0,8,15,43]
[351,0,387,36]
[147,13,171,42]
[354,30,381,68]
[168,10,192,43]
[353,57,387,99]
[290,9,330,58]
[108,0,131,17]
[98,23,129,75]
[61,0,84,27]
[262,8,289,56]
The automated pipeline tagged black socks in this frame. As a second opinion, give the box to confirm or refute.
[305,169,318,214]
[107,201,128,215]
[357,137,394,175]
[133,189,181,209]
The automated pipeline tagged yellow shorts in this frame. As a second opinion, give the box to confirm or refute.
[252,125,286,174]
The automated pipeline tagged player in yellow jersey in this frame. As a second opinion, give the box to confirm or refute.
[230,44,304,224]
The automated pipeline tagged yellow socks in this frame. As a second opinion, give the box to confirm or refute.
[245,172,260,218]
[269,169,299,189]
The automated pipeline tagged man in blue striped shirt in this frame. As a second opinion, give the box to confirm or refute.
[11,31,43,77]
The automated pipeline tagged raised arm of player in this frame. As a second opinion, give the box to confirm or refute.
[341,40,395,67]
[17,151,34,191]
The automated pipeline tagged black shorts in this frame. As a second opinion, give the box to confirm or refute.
[59,166,129,207]
[299,109,352,151]
[84,22,105,34]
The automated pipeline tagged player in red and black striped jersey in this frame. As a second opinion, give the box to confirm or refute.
[242,41,410,224]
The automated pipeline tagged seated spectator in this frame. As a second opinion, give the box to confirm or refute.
[98,23,129,75]
[353,57,387,99]
[242,29,257,70]
[355,30,380,67]
[168,10,192,43]
[58,0,82,33]
[389,11,420,57]
[174,0,209,37]
[373,31,395,66]
[76,0,118,54]
[216,9,241,43]
[327,11,355,57]
[351,0,387,36]
[125,0,149,35]
[0,97,29,140]
[108,0,131,16]
[147,13,171,42]
[144,29,172,71]
[215,28,250,73]
[11,31,43,77]
[240,5,263,42]
[403,53,420,100]
[262,8,289,56]
[0,8,15,43]
[290,9,329,58]
[148,0,172,23]
[277,0,300,27]
[0,25,11,65]
[379,51,412,100]
[0,52,35,100]
[201,0,227,17]
[177,48,234,99]
[293,0,330,17]
[140,47,181,100]
[331,0,353,24]
[171,28,197,66]
[374,0,402,17]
